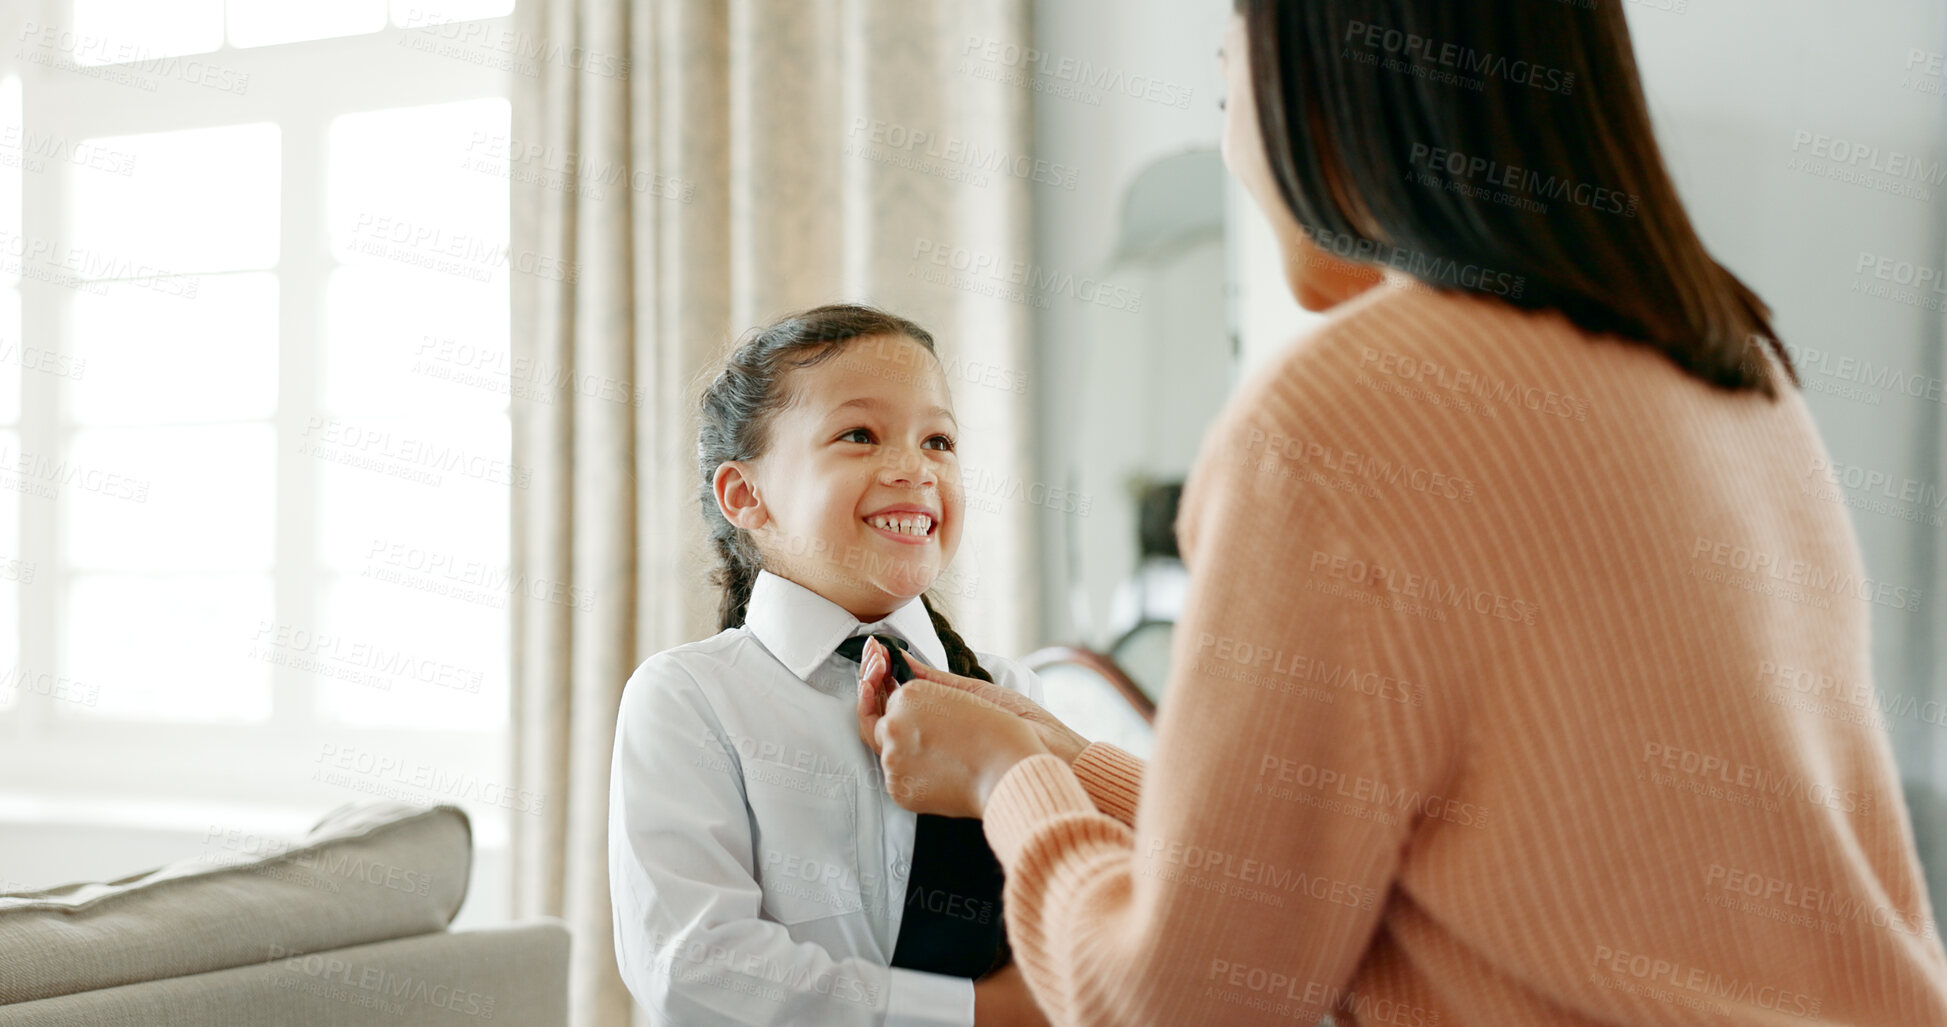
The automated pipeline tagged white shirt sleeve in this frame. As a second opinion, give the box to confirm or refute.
[886,968,977,1026]
[608,654,975,1027]
[977,651,1046,706]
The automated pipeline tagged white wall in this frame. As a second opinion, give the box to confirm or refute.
[1028,0,1234,644]
[1230,177,1323,377]
[1068,236,1232,648]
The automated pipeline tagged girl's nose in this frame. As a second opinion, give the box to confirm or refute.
[880,446,935,486]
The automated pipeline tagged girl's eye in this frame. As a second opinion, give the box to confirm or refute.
[924,434,956,452]
[838,428,875,444]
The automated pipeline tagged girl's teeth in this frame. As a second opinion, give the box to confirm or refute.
[871,514,931,536]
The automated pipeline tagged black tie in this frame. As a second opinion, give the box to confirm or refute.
[835,632,916,684]
[836,632,1010,979]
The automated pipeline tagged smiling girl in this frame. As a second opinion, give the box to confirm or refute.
[607,304,1050,1027]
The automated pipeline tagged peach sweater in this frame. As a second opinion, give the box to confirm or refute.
[982,281,1947,1025]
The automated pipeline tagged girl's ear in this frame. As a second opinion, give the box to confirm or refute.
[714,461,767,531]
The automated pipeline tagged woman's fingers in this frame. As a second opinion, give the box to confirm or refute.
[906,656,1091,765]
[906,660,1032,715]
[907,658,1042,717]
[905,659,984,693]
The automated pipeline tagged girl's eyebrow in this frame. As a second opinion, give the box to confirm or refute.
[830,396,958,426]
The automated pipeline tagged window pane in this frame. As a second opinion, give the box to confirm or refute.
[228,0,386,48]
[65,573,272,722]
[0,76,18,291]
[71,0,224,66]
[328,99,509,279]
[317,574,507,730]
[313,414,512,570]
[325,265,506,419]
[0,289,19,425]
[0,579,16,713]
[0,430,16,546]
[71,124,279,276]
[391,0,515,25]
[70,275,277,425]
[66,425,274,571]
[0,428,15,713]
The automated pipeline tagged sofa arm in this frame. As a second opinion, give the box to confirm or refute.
[0,919,570,1027]
[0,803,474,1006]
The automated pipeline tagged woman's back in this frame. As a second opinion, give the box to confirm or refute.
[1160,277,1947,1024]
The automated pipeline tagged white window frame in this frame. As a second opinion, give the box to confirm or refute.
[0,0,516,840]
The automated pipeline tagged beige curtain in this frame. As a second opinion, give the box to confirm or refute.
[508,1,1039,1023]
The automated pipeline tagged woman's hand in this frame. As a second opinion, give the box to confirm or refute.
[920,662,1092,766]
[972,963,1051,1027]
[853,639,1091,766]
[855,637,1051,817]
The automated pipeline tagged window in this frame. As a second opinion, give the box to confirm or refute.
[2,1,520,897]
[1,75,20,712]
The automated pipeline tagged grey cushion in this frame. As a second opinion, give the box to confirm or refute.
[0,920,570,1027]
[0,802,471,1005]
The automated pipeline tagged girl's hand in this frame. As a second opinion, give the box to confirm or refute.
[855,637,1050,817]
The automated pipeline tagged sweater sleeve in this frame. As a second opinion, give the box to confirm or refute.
[1070,743,1144,827]
[981,361,1457,1027]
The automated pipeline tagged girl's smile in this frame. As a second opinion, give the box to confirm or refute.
[863,506,937,542]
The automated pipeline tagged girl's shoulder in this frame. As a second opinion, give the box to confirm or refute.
[624,626,759,701]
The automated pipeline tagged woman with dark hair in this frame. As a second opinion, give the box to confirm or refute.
[853,2,1947,1024]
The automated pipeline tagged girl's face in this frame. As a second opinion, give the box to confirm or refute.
[716,334,966,622]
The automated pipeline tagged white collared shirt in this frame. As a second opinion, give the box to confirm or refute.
[609,569,1045,1027]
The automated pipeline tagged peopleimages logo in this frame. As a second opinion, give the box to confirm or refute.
[1357,347,1591,421]
[959,36,1196,110]
[908,238,1141,313]
[1342,20,1576,95]
[1300,225,1525,298]
[1640,741,1873,816]
[1689,535,1924,612]
[1775,339,1942,407]
[1194,632,1426,706]
[1307,550,1539,626]
[1791,130,1947,185]
[847,118,1078,190]
[1405,143,1638,217]
[1704,863,1936,941]
[1906,48,1947,97]
[1807,457,1947,511]
[1257,755,1489,828]
[1590,944,1820,1019]
[1786,129,1943,202]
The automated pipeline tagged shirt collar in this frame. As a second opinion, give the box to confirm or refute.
[744,569,952,682]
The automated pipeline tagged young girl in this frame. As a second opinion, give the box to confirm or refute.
[608,304,1049,1026]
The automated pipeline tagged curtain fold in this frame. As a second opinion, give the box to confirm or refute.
[510,1,1037,1022]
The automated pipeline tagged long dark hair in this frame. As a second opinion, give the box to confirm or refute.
[1236,0,1796,396]
[696,303,995,683]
